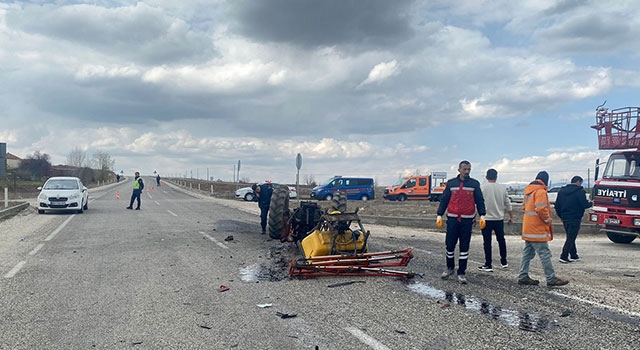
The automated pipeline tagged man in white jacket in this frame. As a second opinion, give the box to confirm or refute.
[478,169,513,272]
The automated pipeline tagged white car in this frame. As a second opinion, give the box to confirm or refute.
[508,190,524,203]
[547,186,562,204]
[235,185,297,201]
[37,176,89,214]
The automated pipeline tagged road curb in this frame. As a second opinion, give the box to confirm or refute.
[0,202,30,221]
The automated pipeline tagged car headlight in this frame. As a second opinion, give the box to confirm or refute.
[632,194,638,202]
[69,193,80,199]
[38,193,48,200]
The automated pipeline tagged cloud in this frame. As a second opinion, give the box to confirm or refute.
[359,60,399,87]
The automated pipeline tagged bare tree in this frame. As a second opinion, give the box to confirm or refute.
[93,150,115,182]
[17,150,51,181]
[67,147,87,168]
[303,174,317,186]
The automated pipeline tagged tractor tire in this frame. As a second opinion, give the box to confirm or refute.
[331,191,347,213]
[268,185,290,239]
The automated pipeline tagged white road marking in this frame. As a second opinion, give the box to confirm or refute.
[146,192,153,199]
[201,231,229,250]
[4,261,26,279]
[344,327,391,350]
[155,201,160,205]
[29,243,45,256]
[550,291,640,318]
[45,215,75,241]
[167,210,178,217]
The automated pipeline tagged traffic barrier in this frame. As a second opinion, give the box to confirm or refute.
[116,191,120,199]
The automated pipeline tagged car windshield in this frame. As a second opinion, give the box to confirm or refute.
[392,177,408,186]
[44,179,78,190]
[320,177,335,186]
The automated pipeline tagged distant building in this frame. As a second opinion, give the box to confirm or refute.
[6,152,22,170]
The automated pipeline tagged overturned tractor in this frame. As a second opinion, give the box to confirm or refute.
[266,187,416,279]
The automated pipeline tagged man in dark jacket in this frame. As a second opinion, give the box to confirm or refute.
[252,182,273,234]
[436,160,486,284]
[555,176,592,263]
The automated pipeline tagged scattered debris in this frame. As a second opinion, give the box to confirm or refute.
[224,235,234,241]
[199,324,212,330]
[327,281,366,288]
[276,312,297,319]
[623,274,636,278]
[218,285,230,292]
[257,303,273,308]
[560,310,571,317]
[395,330,406,334]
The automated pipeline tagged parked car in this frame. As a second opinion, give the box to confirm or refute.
[37,176,89,214]
[235,184,297,201]
[508,189,524,203]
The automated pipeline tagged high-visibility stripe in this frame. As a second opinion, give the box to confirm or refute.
[447,213,475,218]
[450,187,476,192]
[522,233,551,239]
[534,202,548,208]
[524,211,537,215]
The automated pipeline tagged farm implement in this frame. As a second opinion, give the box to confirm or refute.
[266,188,418,279]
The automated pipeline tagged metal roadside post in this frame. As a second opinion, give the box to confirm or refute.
[296,153,302,196]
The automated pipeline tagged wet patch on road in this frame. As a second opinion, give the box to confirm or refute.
[409,282,557,332]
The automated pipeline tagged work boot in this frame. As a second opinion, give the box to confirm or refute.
[126,206,132,210]
[547,277,569,287]
[441,268,454,280]
[457,274,468,284]
[261,230,266,235]
[518,276,540,285]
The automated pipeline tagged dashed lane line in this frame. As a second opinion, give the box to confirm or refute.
[4,261,26,279]
[167,210,178,217]
[200,231,229,250]
[550,291,640,318]
[45,215,75,241]
[29,243,45,256]
[344,327,392,350]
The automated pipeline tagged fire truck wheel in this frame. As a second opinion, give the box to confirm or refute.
[606,231,637,244]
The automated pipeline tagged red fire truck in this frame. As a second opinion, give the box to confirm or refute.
[589,104,640,243]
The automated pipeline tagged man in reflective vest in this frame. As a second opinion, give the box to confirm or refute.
[518,171,568,286]
[436,160,486,284]
[126,171,144,210]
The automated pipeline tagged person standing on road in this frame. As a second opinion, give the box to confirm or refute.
[156,174,161,187]
[518,171,568,287]
[478,168,514,272]
[555,176,592,264]
[252,182,273,234]
[436,160,487,284]
[126,171,144,210]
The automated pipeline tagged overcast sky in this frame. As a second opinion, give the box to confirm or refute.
[2,0,640,187]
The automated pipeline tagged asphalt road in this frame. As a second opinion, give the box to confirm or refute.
[0,178,639,349]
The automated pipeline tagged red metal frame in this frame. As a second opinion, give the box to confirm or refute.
[592,106,640,150]
[288,248,417,279]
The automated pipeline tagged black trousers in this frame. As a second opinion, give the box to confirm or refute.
[445,217,473,275]
[560,219,581,260]
[259,206,269,232]
[129,190,141,209]
[480,220,507,267]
